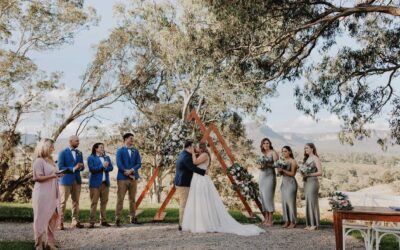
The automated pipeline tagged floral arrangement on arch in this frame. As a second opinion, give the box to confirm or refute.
[161,121,191,166]
[227,163,259,200]
[328,191,353,210]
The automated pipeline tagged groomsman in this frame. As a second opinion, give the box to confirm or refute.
[115,133,142,226]
[58,135,85,229]
[87,143,113,228]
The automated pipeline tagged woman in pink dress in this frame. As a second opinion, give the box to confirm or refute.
[32,138,62,250]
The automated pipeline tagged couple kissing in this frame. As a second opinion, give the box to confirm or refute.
[174,140,264,236]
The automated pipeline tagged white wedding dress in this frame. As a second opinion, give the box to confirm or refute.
[182,160,265,236]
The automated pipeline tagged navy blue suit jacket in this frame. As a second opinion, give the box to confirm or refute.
[88,155,113,188]
[58,148,84,186]
[174,150,206,187]
[116,147,141,180]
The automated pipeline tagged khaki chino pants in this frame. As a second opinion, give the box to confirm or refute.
[89,182,110,224]
[115,179,137,220]
[60,182,81,224]
[176,186,190,226]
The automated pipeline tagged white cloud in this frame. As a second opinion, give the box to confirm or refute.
[46,87,74,102]
[270,114,342,133]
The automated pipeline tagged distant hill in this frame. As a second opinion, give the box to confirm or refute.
[20,123,400,156]
[245,122,400,155]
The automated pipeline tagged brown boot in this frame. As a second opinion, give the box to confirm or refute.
[58,223,64,230]
[73,222,84,229]
[88,223,95,228]
[130,217,141,225]
[115,219,121,227]
[101,222,111,227]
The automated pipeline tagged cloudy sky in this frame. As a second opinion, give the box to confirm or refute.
[18,0,389,138]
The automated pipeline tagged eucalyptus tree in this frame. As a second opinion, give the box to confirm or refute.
[204,0,400,146]
[0,0,100,201]
[97,0,272,202]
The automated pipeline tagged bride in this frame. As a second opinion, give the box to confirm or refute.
[182,142,265,236]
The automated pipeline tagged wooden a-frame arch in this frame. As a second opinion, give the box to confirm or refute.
[134,109,263,220]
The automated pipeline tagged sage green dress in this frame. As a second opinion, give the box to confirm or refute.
[280,162,297,224]
[258,155,276,212]
[303,161,320,227]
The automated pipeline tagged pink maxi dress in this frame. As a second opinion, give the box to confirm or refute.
[32,158,60,245]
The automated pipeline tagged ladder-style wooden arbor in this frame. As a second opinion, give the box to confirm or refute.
[135,110,263,220]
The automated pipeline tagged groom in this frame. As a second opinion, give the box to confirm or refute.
[174,140,206,230]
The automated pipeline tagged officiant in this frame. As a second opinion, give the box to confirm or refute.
[57,135,85,230]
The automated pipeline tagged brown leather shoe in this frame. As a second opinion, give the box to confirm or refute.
[73,223,84,229]
[130,217,141,224]
[115,219,121,227]
[88,223,95,228]
[101,222,111,227]
[58,223,64,230]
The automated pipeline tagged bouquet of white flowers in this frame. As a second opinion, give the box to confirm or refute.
[255,155,274,168]
[298,163,314,175]
[256,155,274,165]
[273,158,290,170]
[228,163,259,200]
[328,191,353,210]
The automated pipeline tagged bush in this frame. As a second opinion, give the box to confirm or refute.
[382,170,395,184]
[349,168,357,178]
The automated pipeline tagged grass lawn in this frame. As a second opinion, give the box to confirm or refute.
[351,231,399,250]
[0,241,35,250]
[0,202,397,249]
[0,202,332,225]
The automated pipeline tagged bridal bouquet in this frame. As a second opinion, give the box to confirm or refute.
[161,121,191,166]
[228,163,259,200]
[328,191,353,210]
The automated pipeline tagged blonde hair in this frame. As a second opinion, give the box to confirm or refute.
[33,138,55,160]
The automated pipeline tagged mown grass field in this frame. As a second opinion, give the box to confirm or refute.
[0,202,398,250]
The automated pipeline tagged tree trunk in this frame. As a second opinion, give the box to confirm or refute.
[0,132,19,200]
[181,89,190,121]
[156,170,162,203]
[0,173,32,201]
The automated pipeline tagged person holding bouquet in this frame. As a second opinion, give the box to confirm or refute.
[257,138,278,226]
[301,143,323,231]
[88,143,114,228]
[277,146,298,229]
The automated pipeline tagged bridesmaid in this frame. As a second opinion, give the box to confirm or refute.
[257,138,278,226]
[277,146,298,229]
[32,139,62,250]
[302,143,323,231]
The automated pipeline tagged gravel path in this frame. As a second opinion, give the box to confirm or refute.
[0,222,365,249]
